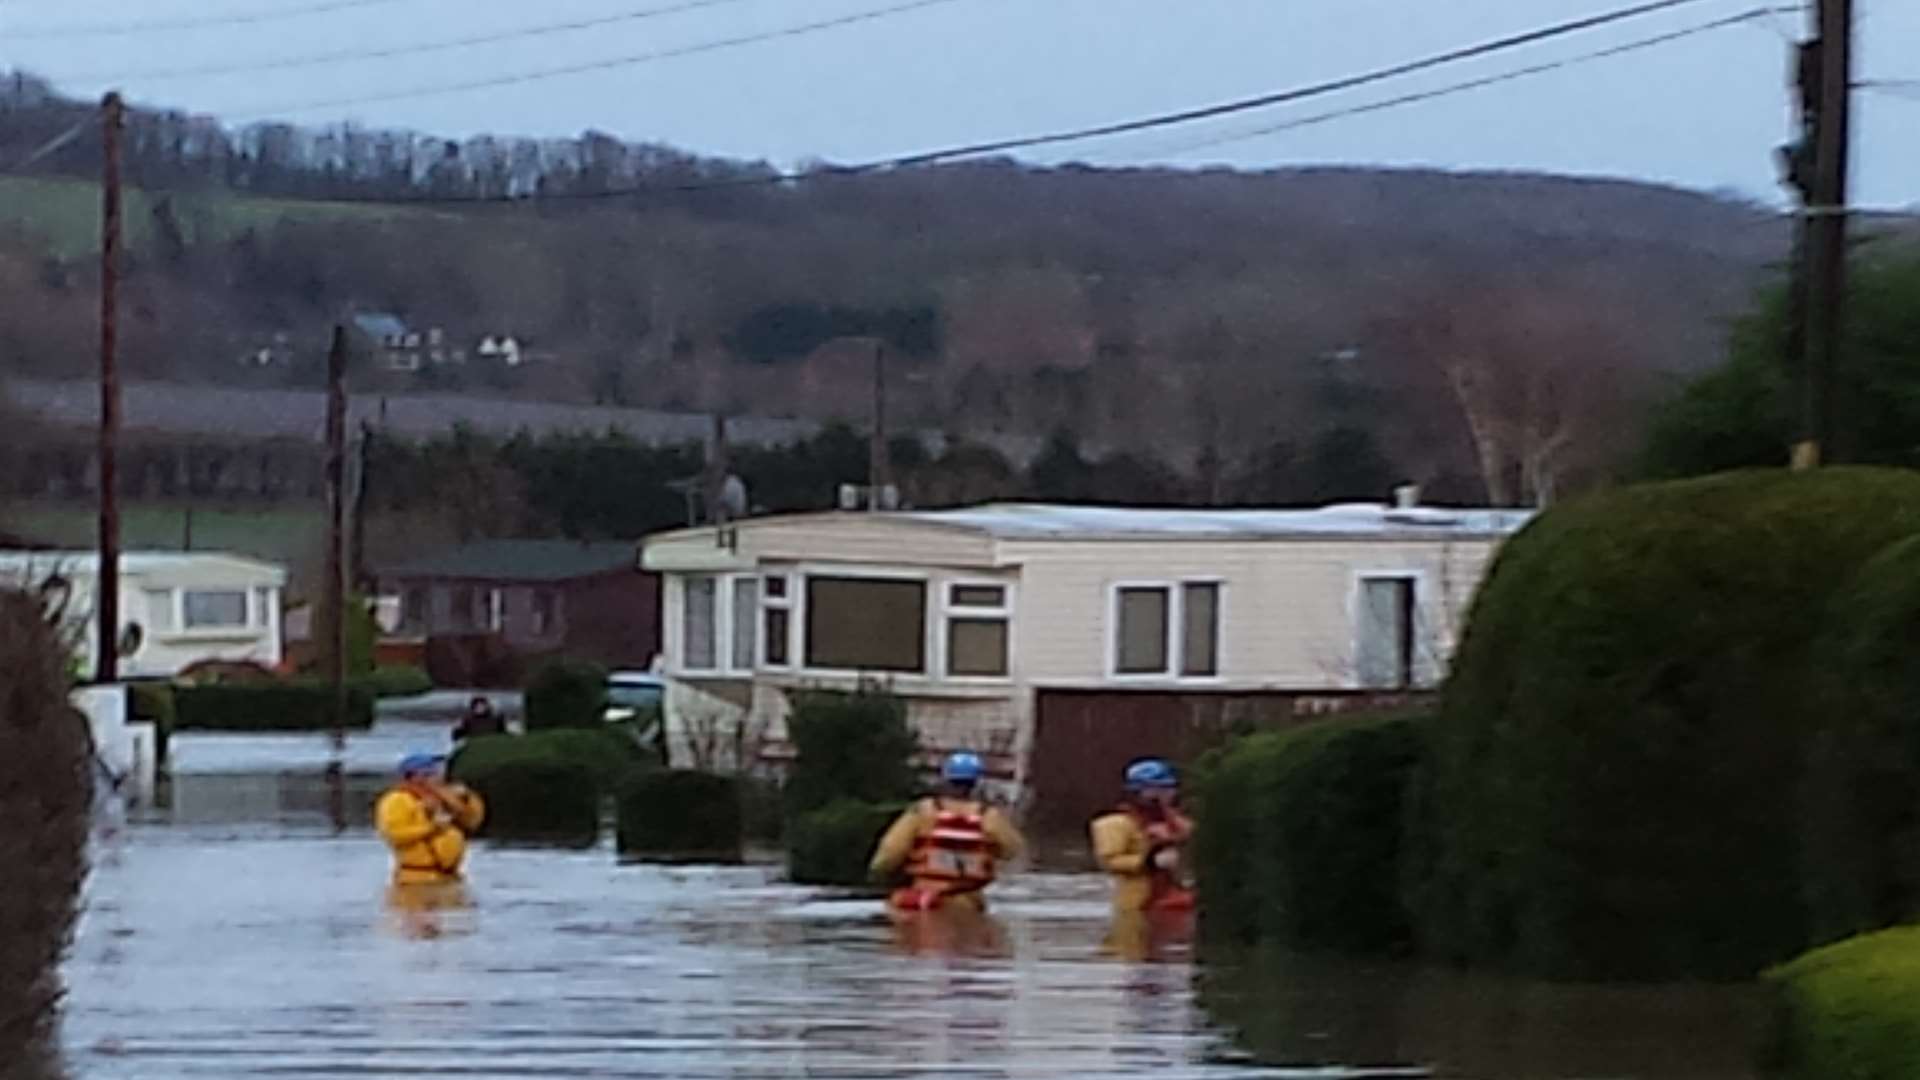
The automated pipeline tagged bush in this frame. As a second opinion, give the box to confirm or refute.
[617,769,743,863]
[362,665,432,699]
[446,733,599,845]
[1409,468,1920,980]
[0,591,92,1073]
[1763,927,1920,1080]
[784,690,918,818]
[174,682,374,732]
[1195,713,1427,954]
[787,800,908,887]
[127,680,176,765]
[524,658,608,731]
[1800,535,1920,944]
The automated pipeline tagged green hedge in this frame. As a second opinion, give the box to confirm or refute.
[1195,714,1427,954]
[1801,535,1920,945]
[446,732,601,845]
[525,658,607,731]
[127,681,176,765]
[617,769,742,863]
[1763,927,1920,1079]
[784,690,918,818]
[363,665,433,699]
[1409,468,1920,980]
[787,800,907,887]
[174,683,374,732]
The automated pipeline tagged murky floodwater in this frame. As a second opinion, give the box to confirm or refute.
[59,727,1763,1079]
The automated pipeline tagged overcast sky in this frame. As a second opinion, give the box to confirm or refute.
[4,0,1915,207]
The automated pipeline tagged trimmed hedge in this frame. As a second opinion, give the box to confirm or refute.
[524,658,608,731]
[1195,714,1427,954]
[1409,468,1920,980]
[127,680,176,765]
[787,800,907,887]
[1801,535,1920,945]
[364,665,433,699]
[784,690,918,817]
[446,732,601,845]
[617,769,743,863]
[174,682,374,732]
[1763,927,1920,1079]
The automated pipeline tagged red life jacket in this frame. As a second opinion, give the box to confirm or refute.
[909,800,996,884]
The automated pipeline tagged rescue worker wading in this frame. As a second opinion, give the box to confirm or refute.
[376,752,487,886]
[1090,758,1195,914]
[870,752,1025,913]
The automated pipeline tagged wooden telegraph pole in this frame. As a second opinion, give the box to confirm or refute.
[868,340,891,510]
[1792,0,1855,468]
[323,326,349,750]
[95,92,124,682]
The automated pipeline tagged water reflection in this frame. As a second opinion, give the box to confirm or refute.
[1199,946,1765,1079]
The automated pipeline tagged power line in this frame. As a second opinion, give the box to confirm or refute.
[1141,8,1785,160]
[3,114,93,173]
[231,0,968,120]
[1857,79,1920,101]
[56,0,765,85]
[5,0,409,40]
[317,0,1742,205]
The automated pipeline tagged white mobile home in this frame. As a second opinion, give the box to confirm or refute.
[0,550,288,680]
[641,502,1530,812]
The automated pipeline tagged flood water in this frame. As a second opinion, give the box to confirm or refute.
[60,726,1764,1079]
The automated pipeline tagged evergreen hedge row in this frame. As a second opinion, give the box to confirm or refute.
[1194,713,1426,954]
[787,800,907,887]
[446,729,643,845]
[174,683,375,732]
[1409,467,1920,979]
[616,769,743,863]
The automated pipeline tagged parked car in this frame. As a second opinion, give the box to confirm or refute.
[605,671,666,763]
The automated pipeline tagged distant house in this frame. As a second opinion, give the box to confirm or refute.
[378,540,660,669]
[0,550,287,680]
[350,312,422,372]
[476,335,525,368]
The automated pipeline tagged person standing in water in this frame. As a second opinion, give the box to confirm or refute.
[870,751,1025,913]
[1090,758,1195,915]
[376,752,486,888]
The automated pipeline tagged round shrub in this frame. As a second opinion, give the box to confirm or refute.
[1409,467,1920,980]
[0,590,91,1072]
[1195,713,1427,954]
[524,658,608,731]
[617,769,743,863]
[1763,927,1920,1080]
[784,690,917,818]
[1800,535,1920,942]
[787,800,907,888]
[447,734,598,845]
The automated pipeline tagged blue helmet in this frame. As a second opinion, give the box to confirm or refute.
[1125,758,1178,791]
[398,752,445,777]
[941,751,985,785]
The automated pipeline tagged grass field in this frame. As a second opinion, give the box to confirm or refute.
[7,501,325,568]
[0,176,424,259]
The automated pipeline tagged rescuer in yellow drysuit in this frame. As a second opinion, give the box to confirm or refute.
[376,752,486,888]
[1090,758,1195,916]
[870,751,1026,913]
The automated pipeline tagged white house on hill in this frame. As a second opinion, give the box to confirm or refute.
[640,500,1531,807]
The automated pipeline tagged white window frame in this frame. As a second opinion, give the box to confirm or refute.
[485,587,507,633]
[1106,578,1225,683]
[725,573,760,675]
[1351,570,1426,691]
[941,578,1014,682]
[761,571,795,669]
[795,565,934,679]
[678,575,722,674]
[530,589,557,637]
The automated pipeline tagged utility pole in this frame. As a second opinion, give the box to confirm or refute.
[323,326,348,751]
[95,91,123,683]
[350,418,374,593]
[868,340,891,510]
[1789,0,1855,469]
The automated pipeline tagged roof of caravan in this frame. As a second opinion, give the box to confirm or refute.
[894,502,1534,540]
